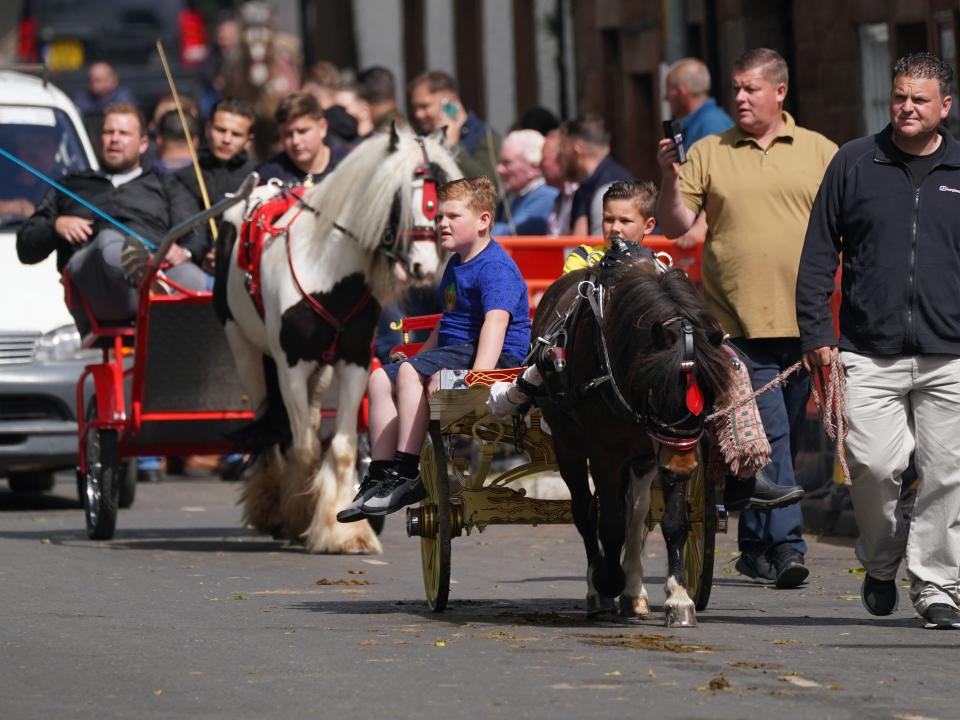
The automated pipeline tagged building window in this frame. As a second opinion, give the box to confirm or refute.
[859,23,891,135]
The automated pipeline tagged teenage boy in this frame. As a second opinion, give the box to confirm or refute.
[338,177,531,521]
[168,97,257,269]
[256,92,350,186]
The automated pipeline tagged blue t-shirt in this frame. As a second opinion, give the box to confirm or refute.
[681,97,734,149]
[436,240,531,361]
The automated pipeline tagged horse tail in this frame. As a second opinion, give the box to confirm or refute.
[226,355,293,456]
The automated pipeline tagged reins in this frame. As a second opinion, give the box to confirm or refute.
[705,354,850,484]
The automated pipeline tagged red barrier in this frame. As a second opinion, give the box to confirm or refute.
[497,235,704,305]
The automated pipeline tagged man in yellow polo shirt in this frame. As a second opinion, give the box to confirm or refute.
[657,48,837,589]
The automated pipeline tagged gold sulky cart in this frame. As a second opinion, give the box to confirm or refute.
[404,367,722,612]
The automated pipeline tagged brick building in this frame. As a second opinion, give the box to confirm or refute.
[573,1,960,181]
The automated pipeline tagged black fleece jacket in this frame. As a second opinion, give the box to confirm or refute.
[797,125,960,356]
[16,166,191,272]
[167,148,257,251]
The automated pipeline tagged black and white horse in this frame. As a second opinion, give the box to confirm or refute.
[220,126,460,553]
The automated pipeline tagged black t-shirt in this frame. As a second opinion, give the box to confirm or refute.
[890,137,948,187]
[570,154,633,224]
[256,144,351,186]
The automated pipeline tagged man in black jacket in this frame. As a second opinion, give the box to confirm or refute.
[168,97,257,272]
[797,52,960,630]
[16,103,207,329]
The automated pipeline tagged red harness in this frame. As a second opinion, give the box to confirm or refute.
[238,187,304,315]
[237,187,373,363]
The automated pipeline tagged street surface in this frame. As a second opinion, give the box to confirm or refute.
[0,473,953,720]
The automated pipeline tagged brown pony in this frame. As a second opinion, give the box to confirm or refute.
[532,254,732,626]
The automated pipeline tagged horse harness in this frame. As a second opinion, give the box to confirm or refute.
[236,138,441,363]
[530,238,706,450]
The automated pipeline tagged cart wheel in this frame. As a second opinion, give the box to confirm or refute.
[118,461,136,509]
[83,425,121,540]
[418,422,451,611]
[684,443,717,612]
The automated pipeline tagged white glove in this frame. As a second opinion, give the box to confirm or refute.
[486,381,529,419]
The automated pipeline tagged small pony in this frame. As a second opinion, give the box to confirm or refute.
[531,244,732,626]
[219,125,461,553]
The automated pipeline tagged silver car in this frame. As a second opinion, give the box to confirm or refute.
[0,69,99,493]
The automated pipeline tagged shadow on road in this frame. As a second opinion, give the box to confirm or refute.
[0,490,81,512]
[286,596,676,630]
[0,525,301,554]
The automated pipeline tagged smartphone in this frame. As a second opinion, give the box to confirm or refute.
[440,98,459,121]
[663,119,687,164]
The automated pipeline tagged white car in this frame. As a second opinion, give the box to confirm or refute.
[0,69,99,493]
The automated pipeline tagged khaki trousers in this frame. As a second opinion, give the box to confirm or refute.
[843,351,960,613]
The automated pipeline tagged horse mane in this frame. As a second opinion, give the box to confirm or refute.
[300,127,461,252]
[604,265,732,417]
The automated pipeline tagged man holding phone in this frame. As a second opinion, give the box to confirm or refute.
[408,71,501,184]
[656,48,837,588]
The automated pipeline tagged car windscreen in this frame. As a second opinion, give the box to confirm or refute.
[0,106,92,226]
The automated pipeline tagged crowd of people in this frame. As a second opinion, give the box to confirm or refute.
[11,14,960,630]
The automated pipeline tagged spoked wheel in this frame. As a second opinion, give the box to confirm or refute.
[684,443,717,612]
[414,422,451,611]
[82,422,121,540]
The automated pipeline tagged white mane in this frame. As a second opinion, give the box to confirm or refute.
[301,127,462,252]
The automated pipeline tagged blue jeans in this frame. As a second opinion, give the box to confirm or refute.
[731,338,808,555]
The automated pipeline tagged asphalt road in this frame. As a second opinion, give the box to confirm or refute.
[0,473,953,720]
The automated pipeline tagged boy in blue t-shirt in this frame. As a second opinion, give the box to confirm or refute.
[338,177,531,521]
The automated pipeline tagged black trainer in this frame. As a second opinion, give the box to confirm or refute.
[337,470,387,523]
[735,548,775,582]
[771,545,809,588]
[360,468,426,516]
[861,573,898,616]
[921,603,960,629]
[725,471,804,511]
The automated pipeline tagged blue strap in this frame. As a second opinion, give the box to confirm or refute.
[0,146,157,250]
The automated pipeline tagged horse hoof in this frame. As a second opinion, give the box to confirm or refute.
[619,594,650,620]
[664,605,698,628]
[586,594,618,617]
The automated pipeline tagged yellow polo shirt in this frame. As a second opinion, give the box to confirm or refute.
[678,112,837,338]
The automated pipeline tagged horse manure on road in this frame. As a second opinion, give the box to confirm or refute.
[576,633,713,654]
[315,577,374,586]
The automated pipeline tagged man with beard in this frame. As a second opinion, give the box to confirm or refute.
[17,103,207,329]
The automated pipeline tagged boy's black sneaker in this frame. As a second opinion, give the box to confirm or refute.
[337,472,386,523]
[861,574,898,616]
[771,545,809,588]
[735,548,775,582]
[921,604,960,629]
[360,468,426,516]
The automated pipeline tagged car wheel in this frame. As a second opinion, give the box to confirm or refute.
[118,461,136,509]
[83,425,120,540]
[8,472,56,493]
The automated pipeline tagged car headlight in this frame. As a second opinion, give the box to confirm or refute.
[33,324,99,362]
